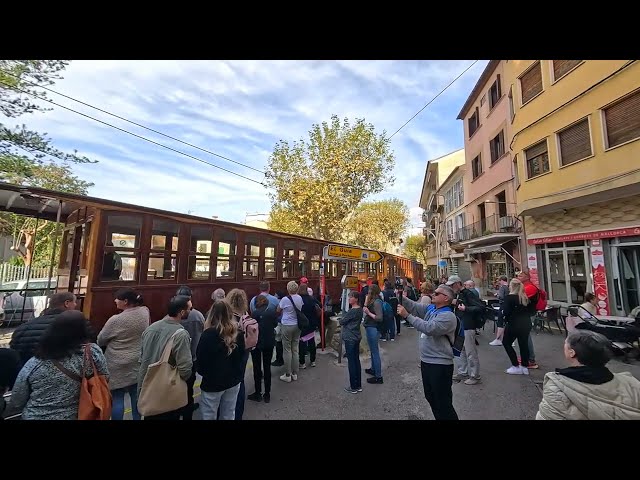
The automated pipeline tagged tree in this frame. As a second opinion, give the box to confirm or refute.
[341,199,409,252]
[404,234,429,265]
[0,60,96,266]
[265,115,394,241]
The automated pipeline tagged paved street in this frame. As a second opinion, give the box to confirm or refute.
[194,321,640,420]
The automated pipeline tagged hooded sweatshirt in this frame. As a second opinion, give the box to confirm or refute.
[536,366,640,420]
[400,296,457,365]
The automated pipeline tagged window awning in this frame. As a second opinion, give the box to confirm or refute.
[463,244,504,255]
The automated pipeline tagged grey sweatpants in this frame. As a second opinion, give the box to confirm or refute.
[457,329,480,378]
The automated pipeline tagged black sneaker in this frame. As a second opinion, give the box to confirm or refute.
[365,368,375,376]
[366,377,383,384]
[263,393,271,403]
[344,387,358,394]
[247,392,262,402]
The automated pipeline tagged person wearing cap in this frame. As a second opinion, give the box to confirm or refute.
[299,277,313,297]
[397,284,459,420]
[446,275,484,385]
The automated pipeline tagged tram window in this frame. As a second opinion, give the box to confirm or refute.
[106,215,142,248]
[60,229,74,269]
[299,247,308,278]
[216,229,237,279]
[263,239,277,279]
[151,219,179,251]
[148,253,177,280]
[244,234,260,278]
[282,241,296,279]
[188,226,213,280]
[311,254,320,275]
[102,252,137,282]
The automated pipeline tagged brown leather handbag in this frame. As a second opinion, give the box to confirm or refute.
[53,344,112,420]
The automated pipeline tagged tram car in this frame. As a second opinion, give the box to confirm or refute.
[0,182,423,333]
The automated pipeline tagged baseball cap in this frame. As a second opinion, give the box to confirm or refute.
[445,275,462,286]
[299,277,309,284]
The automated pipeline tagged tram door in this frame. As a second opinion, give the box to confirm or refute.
[56,221,91,309]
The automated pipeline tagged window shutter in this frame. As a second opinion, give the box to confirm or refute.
[525,140,547,160]
[520,63,542,104]
[553,60,581,80]
[605,90,640,148]
[558,118,592,165]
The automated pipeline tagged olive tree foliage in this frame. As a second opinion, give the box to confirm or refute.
[341,199,410,252]
[265,115,395,241]
[0,60,95,266]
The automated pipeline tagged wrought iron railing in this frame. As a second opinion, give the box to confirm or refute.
[449,214,519,244]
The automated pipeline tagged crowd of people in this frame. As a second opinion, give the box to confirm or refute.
[1,270,639,421]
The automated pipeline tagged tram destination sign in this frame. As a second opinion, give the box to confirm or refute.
[324,244,383,263]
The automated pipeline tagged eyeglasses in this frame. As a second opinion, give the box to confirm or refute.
[433,291,445,297]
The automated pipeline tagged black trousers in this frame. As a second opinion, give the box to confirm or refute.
[275,340,284,363]
[503,317,531,367]
[299,337,317,364]
[420,362,458,420]
[395,314,402,335]
[251,346,274,394]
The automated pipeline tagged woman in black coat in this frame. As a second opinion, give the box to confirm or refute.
[247,295,279,403]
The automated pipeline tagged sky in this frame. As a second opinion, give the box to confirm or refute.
[7,60,489,235]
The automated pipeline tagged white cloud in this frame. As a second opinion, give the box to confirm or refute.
[2,60,490,225]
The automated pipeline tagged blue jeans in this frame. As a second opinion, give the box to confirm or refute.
[111,383,139,421]
[344,340,362,390]
[201,383,241,420]
[384,315,396,339]
[365,327,382,378]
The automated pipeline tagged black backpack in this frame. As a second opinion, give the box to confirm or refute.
[459,290,490,329]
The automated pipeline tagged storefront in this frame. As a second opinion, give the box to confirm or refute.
[463,240,520,296]
[528,226,640,316]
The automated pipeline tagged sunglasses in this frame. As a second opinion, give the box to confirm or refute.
[433,291,446,297]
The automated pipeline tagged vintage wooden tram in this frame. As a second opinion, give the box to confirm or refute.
[0,182,423,332]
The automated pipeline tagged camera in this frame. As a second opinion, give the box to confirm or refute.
[394,276,403,290]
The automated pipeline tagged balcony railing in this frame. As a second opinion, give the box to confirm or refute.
[449,214,519,244]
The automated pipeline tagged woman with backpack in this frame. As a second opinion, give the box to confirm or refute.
[501,279,533,375]
[362,284,384,385]
[298,284,320,369]
[196,301,246,420]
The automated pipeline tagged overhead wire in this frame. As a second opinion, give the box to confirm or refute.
[389,60,480,139]
[0,79,269,188]
[0,68,265,174]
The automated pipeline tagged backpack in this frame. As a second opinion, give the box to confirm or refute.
[286,295,310,331]
[237,313,259,351]
[460,289,490,329]
[382,301,394,326]
[534,287,548,311]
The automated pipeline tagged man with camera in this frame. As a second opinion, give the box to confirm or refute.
[446,275,484,385]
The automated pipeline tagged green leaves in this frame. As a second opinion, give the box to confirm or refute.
[404,235,429,265]
[265,115,395,240]
[342,199,410,252]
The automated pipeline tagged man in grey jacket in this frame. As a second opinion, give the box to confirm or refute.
[397,284,459,420]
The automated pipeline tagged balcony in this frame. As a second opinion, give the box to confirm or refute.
[449,214,521,246]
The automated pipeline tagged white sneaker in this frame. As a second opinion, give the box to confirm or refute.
[506,366,523,375]
[512,341,517,347]
[291,374,298,381]
[311,362,316,367]
[489,339,503,346]
[279,374,292,383]
[520,366,529,375]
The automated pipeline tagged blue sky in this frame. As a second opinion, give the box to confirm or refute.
[11,60,489,232]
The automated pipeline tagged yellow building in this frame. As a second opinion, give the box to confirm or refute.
[418,148,466,279]
[505,60,640,315]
